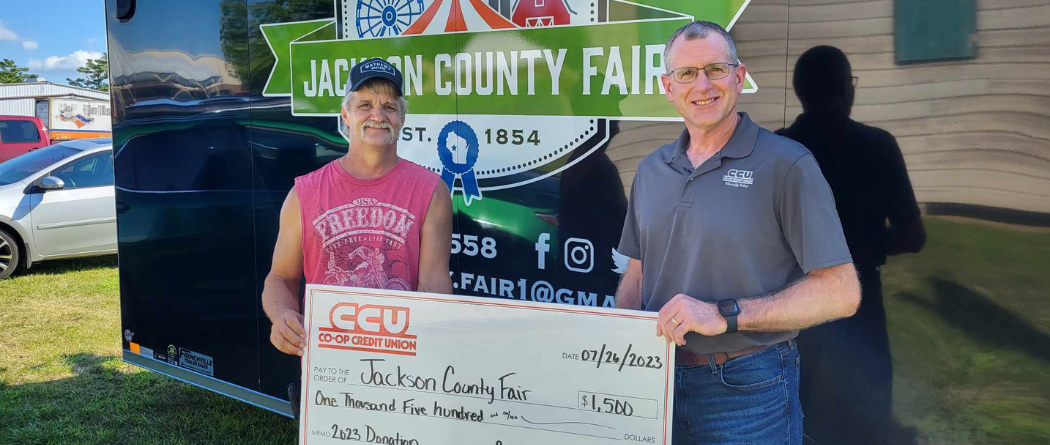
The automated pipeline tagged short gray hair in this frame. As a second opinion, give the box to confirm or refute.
[338,78,409,139]
[663,21,739,71]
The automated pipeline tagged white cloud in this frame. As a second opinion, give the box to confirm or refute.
[28,50,103,71]
[0,23,18,40]
[22,40,38,50]
[87,37,98,46]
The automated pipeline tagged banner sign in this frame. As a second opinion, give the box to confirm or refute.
[261,0,754,204]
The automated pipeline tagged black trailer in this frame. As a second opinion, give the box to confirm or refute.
[107,1,1050,443]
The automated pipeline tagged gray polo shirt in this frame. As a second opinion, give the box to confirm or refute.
[618,113,852,355]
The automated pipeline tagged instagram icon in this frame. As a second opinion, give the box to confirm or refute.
[563,238,594,273]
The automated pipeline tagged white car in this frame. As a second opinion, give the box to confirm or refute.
[0,138,115,279]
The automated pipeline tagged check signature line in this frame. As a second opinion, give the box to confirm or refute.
[520,415,614,430]
[333,404,623,441]
[488,421,620,441]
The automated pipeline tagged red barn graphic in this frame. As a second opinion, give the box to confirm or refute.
[511,0,575,27]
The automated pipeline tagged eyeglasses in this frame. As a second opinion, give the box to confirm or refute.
[851,76,859,87]
[668,63,739,83]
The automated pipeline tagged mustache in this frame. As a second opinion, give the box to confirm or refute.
[357,120,398,144]
[360,120,392,134]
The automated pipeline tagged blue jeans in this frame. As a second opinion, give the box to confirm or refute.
[673,340,802,445]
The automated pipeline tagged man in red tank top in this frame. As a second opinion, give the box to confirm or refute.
[261,58,453,359]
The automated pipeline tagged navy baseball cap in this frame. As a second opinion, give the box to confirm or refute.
[348,58,404,96]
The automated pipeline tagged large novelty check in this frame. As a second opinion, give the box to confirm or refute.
[299,285,675,445]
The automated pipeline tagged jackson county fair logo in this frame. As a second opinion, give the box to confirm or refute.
[262,0,756,205]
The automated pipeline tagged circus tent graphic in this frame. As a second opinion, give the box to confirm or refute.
[403,0,517,34]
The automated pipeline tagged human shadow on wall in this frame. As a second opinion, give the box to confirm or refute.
[776,45,926,445]
[556,120,628,293]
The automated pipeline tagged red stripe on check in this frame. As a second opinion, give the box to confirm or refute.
[318,344,417,356]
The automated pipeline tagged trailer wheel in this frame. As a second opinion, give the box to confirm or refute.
[0,229,20,279]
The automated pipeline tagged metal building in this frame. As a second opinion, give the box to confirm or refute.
[0,81,111,139]
[0,81,108,113]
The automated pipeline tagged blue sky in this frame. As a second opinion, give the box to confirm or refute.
[0,1,108,86]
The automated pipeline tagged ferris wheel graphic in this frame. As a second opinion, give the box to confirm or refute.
[355,0,425,38]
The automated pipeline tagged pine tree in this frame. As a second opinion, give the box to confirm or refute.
[67,53,109,91]
[0,59,38,83]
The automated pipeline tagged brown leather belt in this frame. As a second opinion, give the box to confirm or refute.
[676,345,769,367]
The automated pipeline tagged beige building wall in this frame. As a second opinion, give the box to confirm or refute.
[609,0,1050,215]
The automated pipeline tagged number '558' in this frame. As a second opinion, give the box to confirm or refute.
[451,234,497,259]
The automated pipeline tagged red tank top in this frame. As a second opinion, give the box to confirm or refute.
[296,159,440,291]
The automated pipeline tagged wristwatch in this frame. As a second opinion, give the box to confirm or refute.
[717,299,740,334]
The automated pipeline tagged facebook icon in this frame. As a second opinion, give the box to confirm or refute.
[535,233,551,270]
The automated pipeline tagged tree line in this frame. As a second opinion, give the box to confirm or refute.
[0,53,109,91]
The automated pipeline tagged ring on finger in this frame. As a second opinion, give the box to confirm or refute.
[671,317,680,326]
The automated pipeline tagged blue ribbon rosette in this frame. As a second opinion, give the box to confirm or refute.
[436,120,482,205]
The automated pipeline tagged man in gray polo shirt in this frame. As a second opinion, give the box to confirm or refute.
[617,21,861,445]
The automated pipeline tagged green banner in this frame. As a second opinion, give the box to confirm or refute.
[261,19,335,98]
[261,1,754,118]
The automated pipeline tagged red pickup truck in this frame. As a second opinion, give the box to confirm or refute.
[0,116,51,162]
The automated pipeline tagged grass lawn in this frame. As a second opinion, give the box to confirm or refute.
[0,215,1047,444]
[0,257,297,445]
[883,217,1050,445]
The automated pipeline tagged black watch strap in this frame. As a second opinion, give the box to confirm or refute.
[725,315,738,334]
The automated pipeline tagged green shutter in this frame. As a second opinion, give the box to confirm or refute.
[894,0,977,64]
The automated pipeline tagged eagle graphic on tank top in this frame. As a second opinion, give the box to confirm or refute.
[311,197,416,291]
